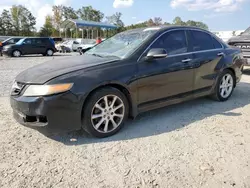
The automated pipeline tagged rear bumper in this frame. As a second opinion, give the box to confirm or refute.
[10,92,84,133]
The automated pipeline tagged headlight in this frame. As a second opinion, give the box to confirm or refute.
[23,83,73,97]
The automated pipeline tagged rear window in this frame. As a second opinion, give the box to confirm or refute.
[190,30,214,51]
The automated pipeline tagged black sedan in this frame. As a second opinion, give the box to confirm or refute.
[10,26,245,138]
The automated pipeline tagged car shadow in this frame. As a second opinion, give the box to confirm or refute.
[43,82,250,145]
[243,68,250,75]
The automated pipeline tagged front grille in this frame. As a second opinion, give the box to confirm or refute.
[11,82,25,96]
[230,42,250,52]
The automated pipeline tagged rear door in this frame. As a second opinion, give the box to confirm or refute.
[32,38,47,54]
[188,30,225,92]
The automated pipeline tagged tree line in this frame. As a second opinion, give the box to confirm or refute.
[0,5,209,38]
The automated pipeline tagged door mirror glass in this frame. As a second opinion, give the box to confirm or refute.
[146,48,167,60]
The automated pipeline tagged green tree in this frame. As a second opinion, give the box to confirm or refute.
[52,5,63,35]
[147,18,155,26]
[77,6,104,22]
[173,16,186,26]
[20,6,36,36]
[10,5,36,36]
[192,21,208,30]
[11,5,21,35]
[62,6,78,19]
[39,15,54,37]
[153,17,162,26]
[106,12,124,27]
[0,9,13,35]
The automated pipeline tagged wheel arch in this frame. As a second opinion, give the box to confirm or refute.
[223,67,236,87]
[81,83,137,120]
[12,49,22,56]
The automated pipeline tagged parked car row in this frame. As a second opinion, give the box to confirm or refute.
[0,37,57,57]
[55,39,96,53]
[0,36,105,57]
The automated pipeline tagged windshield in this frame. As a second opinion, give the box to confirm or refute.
[16,38,25,45]
[242,27,250,35]
[85,28,160,59]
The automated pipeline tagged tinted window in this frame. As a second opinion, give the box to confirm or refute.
[150,30,187,55]
[212,37,222,49]
[73,41,79,44]
[8,39,15,44]
[23,39,32,44]
[32,39,42,44]
[190,30,214,51]
[14,38,21,43]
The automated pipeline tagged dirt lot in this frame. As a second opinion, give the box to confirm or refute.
[0,54,250,188]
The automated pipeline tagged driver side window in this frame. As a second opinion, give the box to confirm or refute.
[150,30,188,56]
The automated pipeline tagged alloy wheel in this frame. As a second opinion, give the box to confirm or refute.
[91,95,125,133]
[219,73,233,98]
[13,50,21,57]
[47,50,53,56]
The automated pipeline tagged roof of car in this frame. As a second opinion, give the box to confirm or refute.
[123,25,209,33]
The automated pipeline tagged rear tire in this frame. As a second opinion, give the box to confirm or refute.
[12,50,21,57]
[46,49,54,56]
[211,69,235,101]
[82,87,129,138]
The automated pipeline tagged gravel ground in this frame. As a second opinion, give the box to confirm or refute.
[0,55,250,188]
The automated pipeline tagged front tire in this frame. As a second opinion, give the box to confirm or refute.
[12,50,21,57]
[82,87,129,138]
[212,69,235,101]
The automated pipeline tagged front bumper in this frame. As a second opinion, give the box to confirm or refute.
[10,92,83,133]
[2,49,12,56]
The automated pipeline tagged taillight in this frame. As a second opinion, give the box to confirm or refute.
[0,42,2,46]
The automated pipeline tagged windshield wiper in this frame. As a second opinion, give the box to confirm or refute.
[90,53,104,58]
[101,54,121,59]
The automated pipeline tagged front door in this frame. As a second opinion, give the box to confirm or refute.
[137,30,195,108]
[20,38,34,55]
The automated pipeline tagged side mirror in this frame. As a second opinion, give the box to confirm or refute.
[146,48,167,60]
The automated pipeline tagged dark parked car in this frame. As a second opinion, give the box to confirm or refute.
[0,37,23,56]
[228,27,250,66]
[2,37,57,57]
[10,26,245,138]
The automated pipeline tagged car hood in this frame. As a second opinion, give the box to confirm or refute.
[16,54,119,84]
[228,35,250,42]
[3,44,15,48]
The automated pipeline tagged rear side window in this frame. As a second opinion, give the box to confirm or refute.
[212,37,222,49]
[190,30,214,51]
[32,39,43,44]
[150,30,188,55]
[73,41,79,44]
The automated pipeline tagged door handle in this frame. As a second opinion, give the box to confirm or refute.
[182,58,192,63]
[217,52,225,56]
